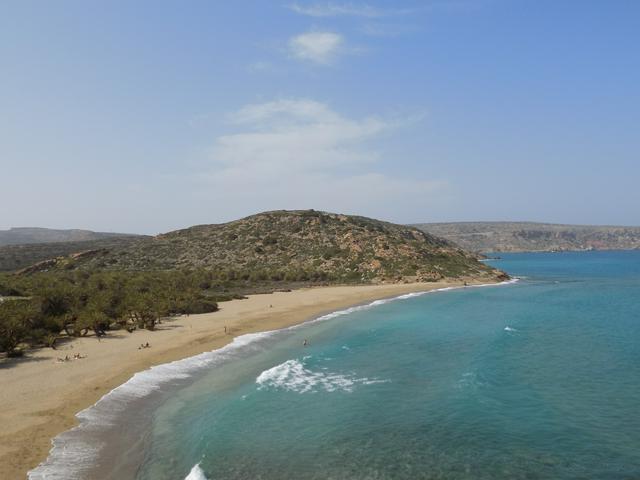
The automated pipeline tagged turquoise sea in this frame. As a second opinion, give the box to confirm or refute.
[30,251,640,480]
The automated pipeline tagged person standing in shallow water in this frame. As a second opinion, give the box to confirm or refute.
[303,339,308,346]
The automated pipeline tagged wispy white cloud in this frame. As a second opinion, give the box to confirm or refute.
[359,22,417,37]
[195,99,448,220]
[288,31,346,65]
[247,60,276,73]
[230,98,342,125]
[218,98,387,170]
[288,2,412,18]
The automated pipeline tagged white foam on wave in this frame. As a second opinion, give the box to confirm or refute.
[457,371,485,390]
[28,332,275,480]
[256,358,388,393]
[504,326,517,332]
[468,277,519,288]
[184,462,208,480]
[29,278,517,479]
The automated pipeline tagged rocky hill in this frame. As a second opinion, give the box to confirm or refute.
[23,210,504,283]
[0,227,136,247]
[414,222,640,253]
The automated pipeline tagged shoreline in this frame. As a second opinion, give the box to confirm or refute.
[1,279,501,480]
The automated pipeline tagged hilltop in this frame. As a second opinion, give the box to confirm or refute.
[414,222,640,253]
[22,210,504,283]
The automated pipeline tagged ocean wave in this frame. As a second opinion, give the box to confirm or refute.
[504,326,517,332]
[184,462,208,480]
[256,358,388,394]
[457,371,485,390]
[28,332,276,480]
[29,278,517,479]
[469,277,520,288]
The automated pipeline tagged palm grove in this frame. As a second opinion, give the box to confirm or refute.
[0,270,224,357]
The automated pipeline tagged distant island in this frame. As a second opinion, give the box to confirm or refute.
[414,222,640,253]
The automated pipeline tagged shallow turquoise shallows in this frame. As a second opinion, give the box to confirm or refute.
[135,252,639,479]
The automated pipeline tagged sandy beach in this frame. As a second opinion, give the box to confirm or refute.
[0,279,491,479]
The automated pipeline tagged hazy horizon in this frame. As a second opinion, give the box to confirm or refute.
[2,1,639,234]
[3,214,640,237]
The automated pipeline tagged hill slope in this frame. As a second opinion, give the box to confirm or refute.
[0,227,136,246]
[29,210,504,283]
[0,236,146,272]
[414,222,640,253]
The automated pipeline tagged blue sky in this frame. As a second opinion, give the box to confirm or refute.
[1,1,639,233]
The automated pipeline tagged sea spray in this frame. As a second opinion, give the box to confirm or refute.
[256,357,388,393]
[184,463,208,480]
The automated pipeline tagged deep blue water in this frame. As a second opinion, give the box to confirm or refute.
[135,251,640,480]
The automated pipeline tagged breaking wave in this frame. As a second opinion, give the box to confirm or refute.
[184,462,208,480]
[27,332,276,480]
[256,358,388,394]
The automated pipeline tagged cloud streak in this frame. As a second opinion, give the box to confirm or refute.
[288,31,346,64]
[195,99,448,221]
[288,2,412,18]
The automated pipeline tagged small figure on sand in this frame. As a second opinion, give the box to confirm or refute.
[224,325,227,334]
[138,342,151,350]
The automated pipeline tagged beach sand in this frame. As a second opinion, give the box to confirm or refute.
[0,279,491,479]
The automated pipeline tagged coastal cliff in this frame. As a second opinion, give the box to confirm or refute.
[414,222,640,253]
